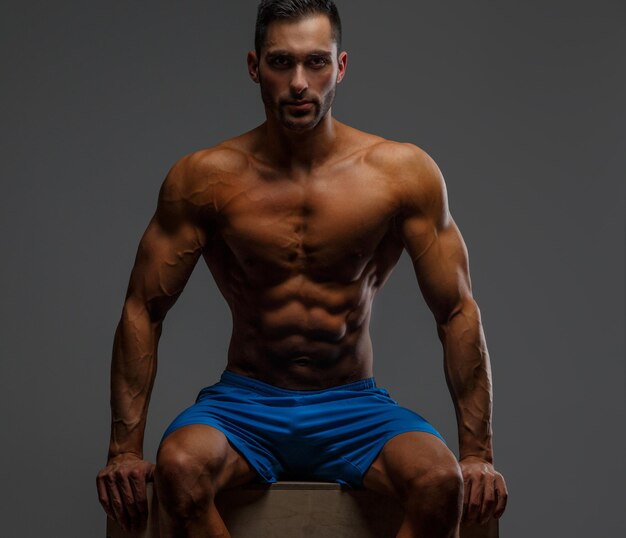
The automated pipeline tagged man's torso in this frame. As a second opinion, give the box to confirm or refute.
[179,121,421,389]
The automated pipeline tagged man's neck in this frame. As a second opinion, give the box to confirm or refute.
[260,111,339,173]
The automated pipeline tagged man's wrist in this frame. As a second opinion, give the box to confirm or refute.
[459,449,494,464]
[107,444,144,462]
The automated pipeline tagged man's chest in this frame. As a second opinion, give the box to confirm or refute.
[210,168,402,279]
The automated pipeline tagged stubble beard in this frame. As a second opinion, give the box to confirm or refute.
[259,75,336,132]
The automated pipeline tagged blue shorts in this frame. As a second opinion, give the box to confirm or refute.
[160,370,445,489]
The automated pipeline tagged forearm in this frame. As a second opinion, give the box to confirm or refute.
[108,297,162,460]
[438,298,494,462]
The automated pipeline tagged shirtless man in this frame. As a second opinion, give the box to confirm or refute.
[96,1,507,536]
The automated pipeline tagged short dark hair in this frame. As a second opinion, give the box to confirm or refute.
[254,0,342,57]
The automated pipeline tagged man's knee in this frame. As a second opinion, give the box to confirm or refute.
[405,462,463,497]
[403,460,464,507]
[155,427,229,516]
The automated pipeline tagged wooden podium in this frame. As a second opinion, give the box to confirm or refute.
[106,481,498,537]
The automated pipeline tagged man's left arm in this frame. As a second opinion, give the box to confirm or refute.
[393,144,508,524]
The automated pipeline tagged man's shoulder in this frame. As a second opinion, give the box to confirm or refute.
[160,141,251,202]
[355,134,445,199]
[170,143,250,183]
[334,123,420,166]
[360,136,433,174]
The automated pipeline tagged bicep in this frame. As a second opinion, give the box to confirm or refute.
[124,164,208,321]
[395,148,473,324]
[126,215,204,321]
[401,211,472,325]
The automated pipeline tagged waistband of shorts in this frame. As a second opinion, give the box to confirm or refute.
[219,369,377,395]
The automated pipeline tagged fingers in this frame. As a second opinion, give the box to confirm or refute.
[463,472,484,523]
[461,461,508,524]
[478,473,496,525]
[117,472,144,530]
[128,470,149,525]
[96,459,153,532]
[493,472,508,519]
[105,474,131,531]
[96,473,114,521]
[462,474,472,522]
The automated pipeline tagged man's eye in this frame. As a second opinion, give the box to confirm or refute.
[271,57,291,67]
[309,57,328,67]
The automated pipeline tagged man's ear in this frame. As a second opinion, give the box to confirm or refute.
[247,51,260,83]
[336,50,348,84]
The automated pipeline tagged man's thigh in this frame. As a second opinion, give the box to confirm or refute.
[156,424,259,493]
[362,431,460,501]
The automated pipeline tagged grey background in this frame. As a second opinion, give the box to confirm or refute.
[1,0,624,536]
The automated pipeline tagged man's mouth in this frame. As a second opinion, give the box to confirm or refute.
[285,100,314,110]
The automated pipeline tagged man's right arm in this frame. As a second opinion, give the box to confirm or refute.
[96,153,213,531]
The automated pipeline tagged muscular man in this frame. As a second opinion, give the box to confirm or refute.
[97,1,507,536]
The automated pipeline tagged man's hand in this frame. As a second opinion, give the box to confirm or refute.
[96,453,155,532]
[459,456,508,524]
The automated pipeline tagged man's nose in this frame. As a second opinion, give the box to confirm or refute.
[290,65,308,96]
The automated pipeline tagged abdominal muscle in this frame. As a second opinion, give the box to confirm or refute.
[222,272,378,390]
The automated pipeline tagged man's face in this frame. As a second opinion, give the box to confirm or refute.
[248,14,347,131]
